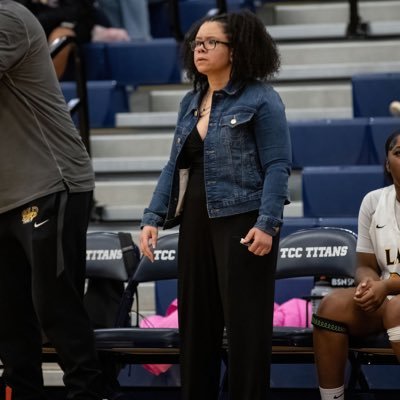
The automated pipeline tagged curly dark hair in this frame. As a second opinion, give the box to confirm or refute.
[384,129,400,183]
[181,10,281,91]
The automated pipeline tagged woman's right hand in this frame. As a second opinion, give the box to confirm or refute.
[139,225,159,262]
[354,278,387,312]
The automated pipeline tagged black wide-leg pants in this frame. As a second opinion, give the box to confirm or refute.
[0,191,104,400]
[178,170,279,400]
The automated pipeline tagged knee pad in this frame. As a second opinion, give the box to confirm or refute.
[311,314,348,334]
[387,326,400,342]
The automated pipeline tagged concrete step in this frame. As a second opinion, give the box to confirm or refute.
[91,133,173,157]
[95,200,303,222]
[270,1,400,25]
[280,39,400,66]
[268,21,400,41]
[117,38,400,129]
[278,39,400,80]
[93,156,168,173]
[149,83,351,112]
[118,83,353,128]
[116,108,352,129]
[117,111,177,128]
[93,174,303,222]
[95,179,155,210]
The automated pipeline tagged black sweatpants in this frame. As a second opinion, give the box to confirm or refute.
[178,167,279,400]
[0,191,104,400]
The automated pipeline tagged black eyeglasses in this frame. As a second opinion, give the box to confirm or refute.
[190,39,230,51]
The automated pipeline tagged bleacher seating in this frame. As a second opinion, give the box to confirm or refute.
[149,0,246,39]
[82,43,110,81]
[105,39,181,87]
[61,81,129,128]
[82,38,182,87]
[317,217,358,234]
[352,72,400,117]
[289,118,372,168]
[178,0,242,33]
[369,117,400,164]
[285,117,395,233]
[302,165,385,218]
[280,217,319,237]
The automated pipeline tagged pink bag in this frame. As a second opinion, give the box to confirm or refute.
[273,298,312,328]
[140,297,311,375]
[139,299,179,375]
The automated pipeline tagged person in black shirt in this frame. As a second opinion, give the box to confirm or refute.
[15,0,95,78]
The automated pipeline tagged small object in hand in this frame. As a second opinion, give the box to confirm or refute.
[240,238,253,247]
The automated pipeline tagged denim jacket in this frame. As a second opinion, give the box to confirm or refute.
[141,79,292,236]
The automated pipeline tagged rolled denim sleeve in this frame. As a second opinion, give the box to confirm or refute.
[253,87,292,235]
[140,92,194,228]
[141,159,175,228]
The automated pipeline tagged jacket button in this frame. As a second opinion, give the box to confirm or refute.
[230,118,237,125]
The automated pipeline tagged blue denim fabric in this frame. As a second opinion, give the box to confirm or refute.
[141,79,292,235]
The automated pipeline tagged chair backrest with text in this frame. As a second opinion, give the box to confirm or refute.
[276,227,357,281]
[84,231,140,329]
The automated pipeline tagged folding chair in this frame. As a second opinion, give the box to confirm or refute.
[272,227,396,395]
[94,233,181,365]
[41,231,140,393]
[84,231,140,329]
[93,232,229,399]
[272,227,357,363]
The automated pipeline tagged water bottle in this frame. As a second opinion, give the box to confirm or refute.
[310,277,332,315]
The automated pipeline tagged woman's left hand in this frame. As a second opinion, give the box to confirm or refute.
[241,227,272,256]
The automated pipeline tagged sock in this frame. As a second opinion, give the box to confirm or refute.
[319,385,344,400]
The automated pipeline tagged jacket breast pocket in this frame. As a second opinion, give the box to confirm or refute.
[220,112,254,145]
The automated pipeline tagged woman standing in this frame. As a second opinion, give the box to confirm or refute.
[140,10,291,400]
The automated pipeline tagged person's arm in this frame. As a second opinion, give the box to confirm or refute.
[34,0,91,29]
[241,86,291,256]
[139,93,193,258]
[355,252,380,284]
[253,86,292,236]
[353,252,389,312]
[0,10,29,80]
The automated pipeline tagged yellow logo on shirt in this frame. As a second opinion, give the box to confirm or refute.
[21,206,39,224]
[389,272,400,280]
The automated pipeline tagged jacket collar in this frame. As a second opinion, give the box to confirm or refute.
[220,80,245,95]
[187,80,246,115]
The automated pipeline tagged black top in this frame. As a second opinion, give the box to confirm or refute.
[179,126,204,172]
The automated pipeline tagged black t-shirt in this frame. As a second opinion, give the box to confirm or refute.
[14,0,95,42]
